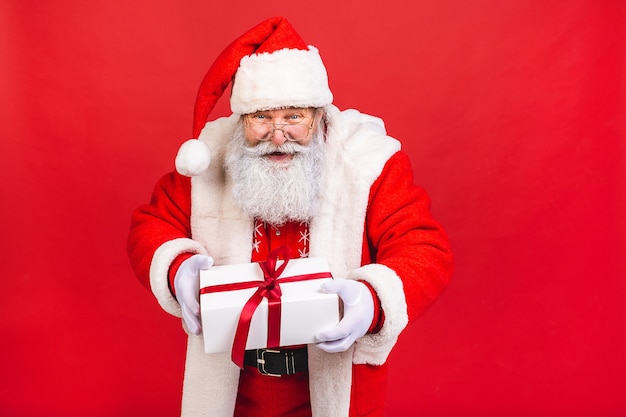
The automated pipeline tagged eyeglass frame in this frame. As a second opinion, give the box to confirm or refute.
[242,108,318,142]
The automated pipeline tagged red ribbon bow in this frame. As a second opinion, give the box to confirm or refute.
[200,245,332,368]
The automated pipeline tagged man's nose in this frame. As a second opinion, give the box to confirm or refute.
[269,127,288,145]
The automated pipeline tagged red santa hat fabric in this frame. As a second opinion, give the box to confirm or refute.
[175,17,333,177]
[192,16,333,138]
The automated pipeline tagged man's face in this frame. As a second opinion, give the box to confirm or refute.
[242,107,318,163]
[225,112,325,225]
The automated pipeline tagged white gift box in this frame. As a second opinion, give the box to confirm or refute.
[199,257,339,354]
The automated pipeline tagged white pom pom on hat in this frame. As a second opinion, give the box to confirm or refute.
[175,16,333,177]
[175,139,211,177]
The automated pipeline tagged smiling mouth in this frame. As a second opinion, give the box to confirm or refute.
[265,151,294,162]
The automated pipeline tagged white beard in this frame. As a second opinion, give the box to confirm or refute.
[225,124,326,226]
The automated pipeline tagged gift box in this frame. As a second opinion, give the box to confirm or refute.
[199,251,339,365]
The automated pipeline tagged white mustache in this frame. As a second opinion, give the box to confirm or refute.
[243,140,310,156]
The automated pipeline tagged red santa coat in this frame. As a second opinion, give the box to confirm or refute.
[127,105,453,417]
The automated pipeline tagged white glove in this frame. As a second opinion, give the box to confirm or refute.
[316,279,375,353]
[174,254,213,335]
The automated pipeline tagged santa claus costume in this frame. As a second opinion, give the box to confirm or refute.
[127,17,453,417]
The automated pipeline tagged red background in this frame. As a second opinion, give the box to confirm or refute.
[1,1,624,416]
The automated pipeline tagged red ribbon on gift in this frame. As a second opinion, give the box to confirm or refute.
[199,245,333,368]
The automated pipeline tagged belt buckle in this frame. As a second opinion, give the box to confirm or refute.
[256,349,284,377]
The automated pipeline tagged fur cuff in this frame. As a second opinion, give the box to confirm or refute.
[150,238,208,316]
[347,263,409,365]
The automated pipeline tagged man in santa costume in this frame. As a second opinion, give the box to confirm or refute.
[127,16,453,417]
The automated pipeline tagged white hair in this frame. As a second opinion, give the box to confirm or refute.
[224,121,326,226]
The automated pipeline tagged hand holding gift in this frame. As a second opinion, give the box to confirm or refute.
[174,254,214,335]
[315,279,375,352]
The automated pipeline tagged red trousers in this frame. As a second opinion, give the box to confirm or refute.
[234,366,312,417]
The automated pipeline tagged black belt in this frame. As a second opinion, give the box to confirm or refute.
[243,347,308,377]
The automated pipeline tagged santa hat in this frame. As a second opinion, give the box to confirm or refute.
[176,17,333,176]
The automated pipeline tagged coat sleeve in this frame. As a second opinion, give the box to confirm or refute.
[127,171,208,316]
[351,151,453,364]
[366,151,453,322]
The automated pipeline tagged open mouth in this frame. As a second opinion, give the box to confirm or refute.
[265,151,294,162]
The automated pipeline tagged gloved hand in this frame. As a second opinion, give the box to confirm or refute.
[174,254,214,335]
[316,279,375,353]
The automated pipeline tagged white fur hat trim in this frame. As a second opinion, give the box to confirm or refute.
[230,46,333,115]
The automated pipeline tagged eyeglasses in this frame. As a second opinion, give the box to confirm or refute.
[244,111,316,142]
